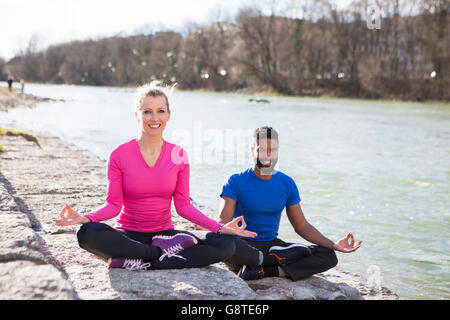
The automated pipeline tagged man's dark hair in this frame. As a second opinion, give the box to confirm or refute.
[253,126,279,145]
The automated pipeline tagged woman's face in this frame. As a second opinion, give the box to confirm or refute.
[135,95,170,136]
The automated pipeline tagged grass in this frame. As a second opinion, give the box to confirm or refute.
[0,127,42,152]
[0,87,15,94]
[0,88,43,152]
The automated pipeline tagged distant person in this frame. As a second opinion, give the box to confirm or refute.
[53,80,256,271]
[20,78,25,93]
[215,126,362,281]
[7,75,13,92]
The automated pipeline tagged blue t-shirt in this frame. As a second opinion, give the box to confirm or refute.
[220,168,301,241]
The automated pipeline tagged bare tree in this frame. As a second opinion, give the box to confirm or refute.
[235,5,294,93]
[3,0,448,101]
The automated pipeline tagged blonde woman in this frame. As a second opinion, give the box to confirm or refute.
[54,81,256,270]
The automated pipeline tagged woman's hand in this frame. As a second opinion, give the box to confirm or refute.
[333,232,362,253]
[219,216,258,238]
[53,204,90,227]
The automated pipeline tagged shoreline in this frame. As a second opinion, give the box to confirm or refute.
[0,87,62,112]
[3,82,450,107]
[0,92,400,300]
[184,87,450,106]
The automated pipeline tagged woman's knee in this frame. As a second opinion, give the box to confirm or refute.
[220,235,237,260]
[76,222,103,247]
[205,233,236,260]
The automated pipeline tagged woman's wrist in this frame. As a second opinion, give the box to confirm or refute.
[81,215,92,224]
[217,223,224,234]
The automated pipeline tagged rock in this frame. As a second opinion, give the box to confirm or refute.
[108,263,257,300]
[293,287,316,300]
[247,274,363,300]
[0,217,45,264]
[0,177,78,299]
[321,268,400,300]
[0,183,20,212]
[0,261,78,299]
[0,91,56,112]
[0,184,46,263]
[249,98,270,103]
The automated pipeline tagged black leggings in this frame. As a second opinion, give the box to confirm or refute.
[225,237,338,281]
[77,222,236,270]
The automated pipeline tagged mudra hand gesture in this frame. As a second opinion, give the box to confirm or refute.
[333,232,362,253]
[53,204,90,226]
[196,216,257,238]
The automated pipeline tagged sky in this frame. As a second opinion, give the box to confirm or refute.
[0,0,352,60]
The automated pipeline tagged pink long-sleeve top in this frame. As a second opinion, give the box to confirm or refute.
[84,139,221,233]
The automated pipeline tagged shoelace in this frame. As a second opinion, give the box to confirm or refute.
[158,243,187,261]
[122,259,151,271]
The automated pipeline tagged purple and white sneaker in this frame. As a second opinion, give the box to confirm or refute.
[152,233,198,261]
[108,258,151,271]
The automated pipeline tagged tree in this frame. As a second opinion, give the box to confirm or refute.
[235,5,294,94]
[0,58,6,81]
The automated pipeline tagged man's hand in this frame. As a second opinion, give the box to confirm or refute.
[333,232,362,253]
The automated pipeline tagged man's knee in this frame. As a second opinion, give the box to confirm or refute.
[328,249,338,268]
[224,237,261,269]
[312,245,338,269]
[321,247,338,269]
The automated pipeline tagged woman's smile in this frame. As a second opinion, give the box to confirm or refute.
[135,95,171,135]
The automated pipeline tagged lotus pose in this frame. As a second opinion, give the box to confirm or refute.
[216,126,362,280]
[53,81,256,271]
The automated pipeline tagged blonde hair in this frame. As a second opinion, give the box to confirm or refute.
[134,80,177,112]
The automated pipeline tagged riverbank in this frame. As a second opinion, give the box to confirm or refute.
[0,87,61,112]
[0,93,400,300]
[185,86,450,106]
[0,89,48,153]
[6,82,450,107]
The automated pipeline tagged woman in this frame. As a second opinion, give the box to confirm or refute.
[53,81,257,271]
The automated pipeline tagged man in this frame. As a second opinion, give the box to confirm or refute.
[218,126,362,281]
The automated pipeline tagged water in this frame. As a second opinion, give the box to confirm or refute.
[1,83,449,299]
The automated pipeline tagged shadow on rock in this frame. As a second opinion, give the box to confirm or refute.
[247,275,364,300]
[108,263,257,300]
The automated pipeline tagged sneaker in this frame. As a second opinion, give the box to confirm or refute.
[108,258,151,271]
[268,244,312,266]
[237,265,266,280]
[152,233,198,261]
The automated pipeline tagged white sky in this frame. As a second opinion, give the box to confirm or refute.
[0,0,351,60]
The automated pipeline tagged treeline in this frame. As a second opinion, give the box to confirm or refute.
[2,0,448,101]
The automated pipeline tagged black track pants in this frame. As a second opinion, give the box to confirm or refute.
[225,237,338,281]
[77,222,236,270]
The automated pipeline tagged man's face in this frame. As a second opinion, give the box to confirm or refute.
[251,138,279,175]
